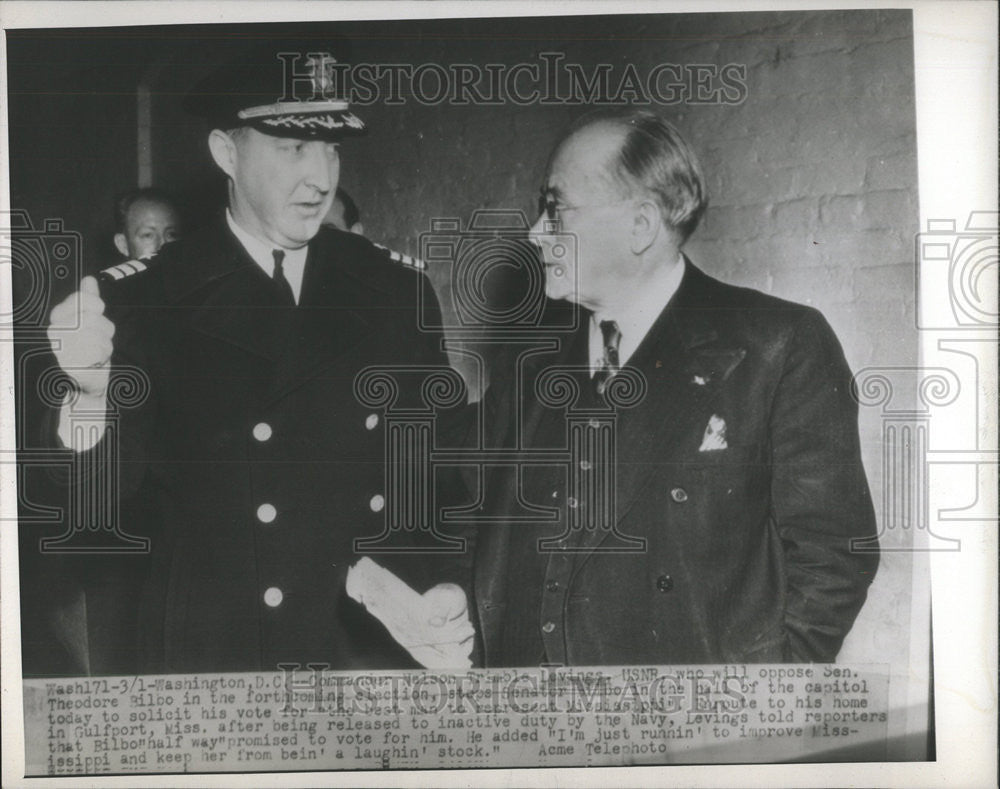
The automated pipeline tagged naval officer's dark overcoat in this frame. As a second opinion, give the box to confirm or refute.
[79,217,454,673]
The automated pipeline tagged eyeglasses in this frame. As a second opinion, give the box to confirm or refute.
[537,191,563,222]
[537,189,634,222]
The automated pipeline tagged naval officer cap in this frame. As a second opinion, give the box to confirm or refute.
[183,45,366,141]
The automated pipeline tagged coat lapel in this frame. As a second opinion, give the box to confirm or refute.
[572,262,748,555]
[519,314,590,450]
[264,235,373,405]
[178,221,287,362]
[473,303,587,655]
[170,219,373,404]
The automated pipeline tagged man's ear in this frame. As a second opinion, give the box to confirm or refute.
[113,233,130,258]
[208,129,238,180]
[630,199,661,255]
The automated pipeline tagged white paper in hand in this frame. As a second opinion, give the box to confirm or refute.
[345,557,475,669]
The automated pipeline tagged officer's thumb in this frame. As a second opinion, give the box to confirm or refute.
[424,584,468,627]
[79,276,100,297]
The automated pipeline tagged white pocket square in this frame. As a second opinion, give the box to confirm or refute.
[699,414,728,451]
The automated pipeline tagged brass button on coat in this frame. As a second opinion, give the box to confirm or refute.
[256,503,277,523]
[263,587,283,607]
[656,574,674,592]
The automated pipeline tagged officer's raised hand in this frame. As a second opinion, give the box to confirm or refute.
[47,276,115,398]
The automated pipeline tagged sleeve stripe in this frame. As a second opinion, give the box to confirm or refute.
[100,259,149,280]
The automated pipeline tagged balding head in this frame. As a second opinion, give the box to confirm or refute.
[557,109,708,243]
[547,119,631,204]
[530,111,705,311]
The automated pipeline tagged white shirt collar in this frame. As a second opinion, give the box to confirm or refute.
[589,256,686,374]
[225,210,308,304]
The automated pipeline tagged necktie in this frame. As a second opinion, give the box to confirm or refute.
[271,249,295,306]
[594,319,622,396]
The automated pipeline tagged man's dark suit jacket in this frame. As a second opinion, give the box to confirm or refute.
[470,260,879,666]
[64,218,452,673]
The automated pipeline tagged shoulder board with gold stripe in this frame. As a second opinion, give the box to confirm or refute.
[372,242,426,271]
[97,257,157,284]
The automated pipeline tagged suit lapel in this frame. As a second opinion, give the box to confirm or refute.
[519,316,590,450]
[572,262,748,555]
[474,304,586,654]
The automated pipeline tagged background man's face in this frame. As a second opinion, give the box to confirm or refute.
[230,129,340,248]
[116,199,179,259]
[530,123,634,311]
[323,196,364,235]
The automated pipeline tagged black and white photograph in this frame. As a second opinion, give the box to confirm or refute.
[1,1,995,786]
